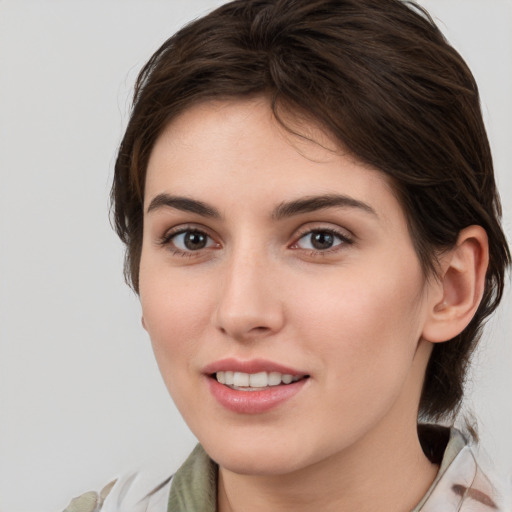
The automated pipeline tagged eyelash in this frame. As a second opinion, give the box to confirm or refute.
[290,227,354,255]
[158,227,219,258]
[158,226,353,258]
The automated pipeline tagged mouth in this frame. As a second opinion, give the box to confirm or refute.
[204,359,310,413]
[212,371,308,391]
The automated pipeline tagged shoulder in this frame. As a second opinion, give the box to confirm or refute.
[419,427,508,512]
[457,457,508,512]
[62,475,173,512]
[62,480,116,512]
[451,431,508,511]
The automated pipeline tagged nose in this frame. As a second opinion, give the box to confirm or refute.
[213,250,285,341]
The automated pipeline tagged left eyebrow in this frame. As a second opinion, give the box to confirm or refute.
[272,194,377,220]
[146,194,221,218]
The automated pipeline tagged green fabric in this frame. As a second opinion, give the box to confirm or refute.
[167,444,218,512]
[167,430,467,512]
[62,480,116,512]
[63,491,99,512]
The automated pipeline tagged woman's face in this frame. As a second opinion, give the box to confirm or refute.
[139,97,436,475]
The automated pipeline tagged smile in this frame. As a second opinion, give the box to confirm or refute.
[204,360,310,414]
[215,371,303,390]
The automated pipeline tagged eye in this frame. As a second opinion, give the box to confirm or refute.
[293,229,350,251]
[165,229,217,252]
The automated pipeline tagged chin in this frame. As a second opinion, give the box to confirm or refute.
[198,430,326,477]
[214,449,307,476]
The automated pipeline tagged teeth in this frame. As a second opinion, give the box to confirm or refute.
[249,372,267,387]
[282,374,293,384]
[268,372,282,386]
[215,371,302,388]
[233,372,249,387]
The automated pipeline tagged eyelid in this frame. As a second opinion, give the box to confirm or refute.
[159,222,216,240]
[291,223,354,242]
[289,224,354,252]
[155,222,354,257]
[157,224,221,255]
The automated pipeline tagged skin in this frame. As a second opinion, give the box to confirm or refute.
[139,97,486,512]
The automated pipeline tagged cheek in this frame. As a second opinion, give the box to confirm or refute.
[139,259,215,378]
[292,253,426,380]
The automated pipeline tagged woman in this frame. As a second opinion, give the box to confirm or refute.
[65,0,510,510]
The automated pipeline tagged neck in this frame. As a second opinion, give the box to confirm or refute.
[218,419,438,512]
[217,340,439,512]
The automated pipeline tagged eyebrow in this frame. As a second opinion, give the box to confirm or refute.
[272,194,377,220]
[146,194,221,218]
[146,193,377,220]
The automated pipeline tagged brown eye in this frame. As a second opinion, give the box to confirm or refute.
[295,229,350,251]
[310,231,335,250]
[184,231,208,250]
[170,230,215,251]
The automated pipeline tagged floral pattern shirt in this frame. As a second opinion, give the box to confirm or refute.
[62,428,507,512]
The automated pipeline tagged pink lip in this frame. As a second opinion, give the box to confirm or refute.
[207,377,308,414]
[203,358,309,415]
[203,358,307,376]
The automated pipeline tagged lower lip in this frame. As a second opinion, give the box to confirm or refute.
[207,376,308,414]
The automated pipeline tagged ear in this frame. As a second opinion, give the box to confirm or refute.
[141,316,147,331]
[422,225,489,343]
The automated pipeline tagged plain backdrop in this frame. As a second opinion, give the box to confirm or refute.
[0,1,510,511]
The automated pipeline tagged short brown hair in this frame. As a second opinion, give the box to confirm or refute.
[111,0,510,420]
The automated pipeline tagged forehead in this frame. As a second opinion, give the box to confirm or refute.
[144,97,401,222]
[148,97,343,174]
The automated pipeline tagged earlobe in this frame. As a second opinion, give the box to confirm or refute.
[422,225,489,343]
[141,316,147,331]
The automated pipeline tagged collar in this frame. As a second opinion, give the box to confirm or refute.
[167,444,217,512]
[166,428,497,512]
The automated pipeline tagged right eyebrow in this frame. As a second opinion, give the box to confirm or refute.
[146,194,221,218]
[272,194,377,220]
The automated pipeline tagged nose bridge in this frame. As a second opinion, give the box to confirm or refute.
[214,238,284,339]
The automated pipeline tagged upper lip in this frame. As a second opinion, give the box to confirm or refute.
[203,358,308,376]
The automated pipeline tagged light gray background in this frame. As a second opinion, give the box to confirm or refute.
[0,1,510,511]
